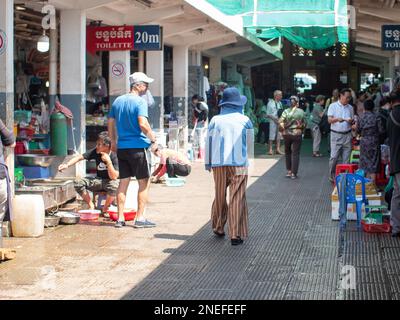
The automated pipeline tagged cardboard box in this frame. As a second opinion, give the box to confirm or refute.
[331,187,383,221]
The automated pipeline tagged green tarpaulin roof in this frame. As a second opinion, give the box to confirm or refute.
[206,0,349,50]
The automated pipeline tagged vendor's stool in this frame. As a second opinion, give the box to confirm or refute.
[93,191,107,210]
[336,173,370,229]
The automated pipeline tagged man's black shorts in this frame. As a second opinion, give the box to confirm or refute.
[117,148,151,180]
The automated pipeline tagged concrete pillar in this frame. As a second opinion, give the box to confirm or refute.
[60,10,86,175]
[138,51,145,73]
[0,0,14,185]
[49,27,58,110]
[146,50,164,130]
[209,56,222,83]
[383,60,390,80]
[189,50,204,117]
[173,45,189,150]
[0,0,14,128]
[109,50,130,106]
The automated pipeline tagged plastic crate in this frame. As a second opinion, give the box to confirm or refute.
[361,220,391,233]
[21,166,50,179]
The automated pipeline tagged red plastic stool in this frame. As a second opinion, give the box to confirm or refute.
[335,164,359,178]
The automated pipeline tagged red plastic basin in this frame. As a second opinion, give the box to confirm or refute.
[78,209,100,221]
[108,209,136,221]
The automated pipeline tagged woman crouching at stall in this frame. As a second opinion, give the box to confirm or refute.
[151,145,191,182]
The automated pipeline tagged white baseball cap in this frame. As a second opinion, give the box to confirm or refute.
[129,72,154,85]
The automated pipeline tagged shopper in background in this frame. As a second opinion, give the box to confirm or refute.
[325,88,339,109]
[357,99,385,184]
[266,90,284,155]
[311,95,325,157]
[327,88,354,183]
[377,96,392,145]
[279,95,306,179]
[256,98,269,144]
[387,89,400,237]
[0,119,16,248]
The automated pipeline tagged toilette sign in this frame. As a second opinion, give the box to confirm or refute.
[87,25,162,54]
[87,26,134,54]
[382,25,400,50]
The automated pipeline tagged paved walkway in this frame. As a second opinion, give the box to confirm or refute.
[1,138,400,300]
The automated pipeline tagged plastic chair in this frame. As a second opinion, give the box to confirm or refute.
[350,150,360,164]
[335,173,370,229]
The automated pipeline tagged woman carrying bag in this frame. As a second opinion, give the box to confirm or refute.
[279,96,306,179]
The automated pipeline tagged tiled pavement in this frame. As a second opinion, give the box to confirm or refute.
[1,139,400,300]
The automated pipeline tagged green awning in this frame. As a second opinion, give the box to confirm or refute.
[206,0,349,50]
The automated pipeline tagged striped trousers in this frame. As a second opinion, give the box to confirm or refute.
[211,166,249,239]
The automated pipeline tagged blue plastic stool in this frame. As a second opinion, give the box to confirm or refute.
[336,173,370,229]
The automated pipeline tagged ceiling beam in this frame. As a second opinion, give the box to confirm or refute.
[357,20,384,32]
[355,45,392,57]
[181,31,234,46]
[212,45,253,57]
[358,7,400,21]
[356,30,381,42]
[86,7,124,25]
[123,5,184,25]
[353,58,384,68]
[77,0,120,10]
[163,19,210,38]
[228,51,266,63]
[48,0,74,10]
[354,52,388,63]
[356,36,382,48]
[243,57,277,67]
[191,35,237,51]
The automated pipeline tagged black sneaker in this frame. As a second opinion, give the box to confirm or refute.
[115,220,126,228]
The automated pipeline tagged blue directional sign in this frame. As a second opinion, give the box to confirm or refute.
[382,25,400,50]
[133,25,163,51]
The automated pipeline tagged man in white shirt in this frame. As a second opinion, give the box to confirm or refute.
[266,90,284,155]
[327,88,354,182]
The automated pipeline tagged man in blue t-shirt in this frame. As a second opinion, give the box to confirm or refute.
[108,72,158,229]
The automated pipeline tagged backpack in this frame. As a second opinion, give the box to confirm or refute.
[319,114,330,134]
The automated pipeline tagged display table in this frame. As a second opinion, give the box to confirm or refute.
[16,179,76,211]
